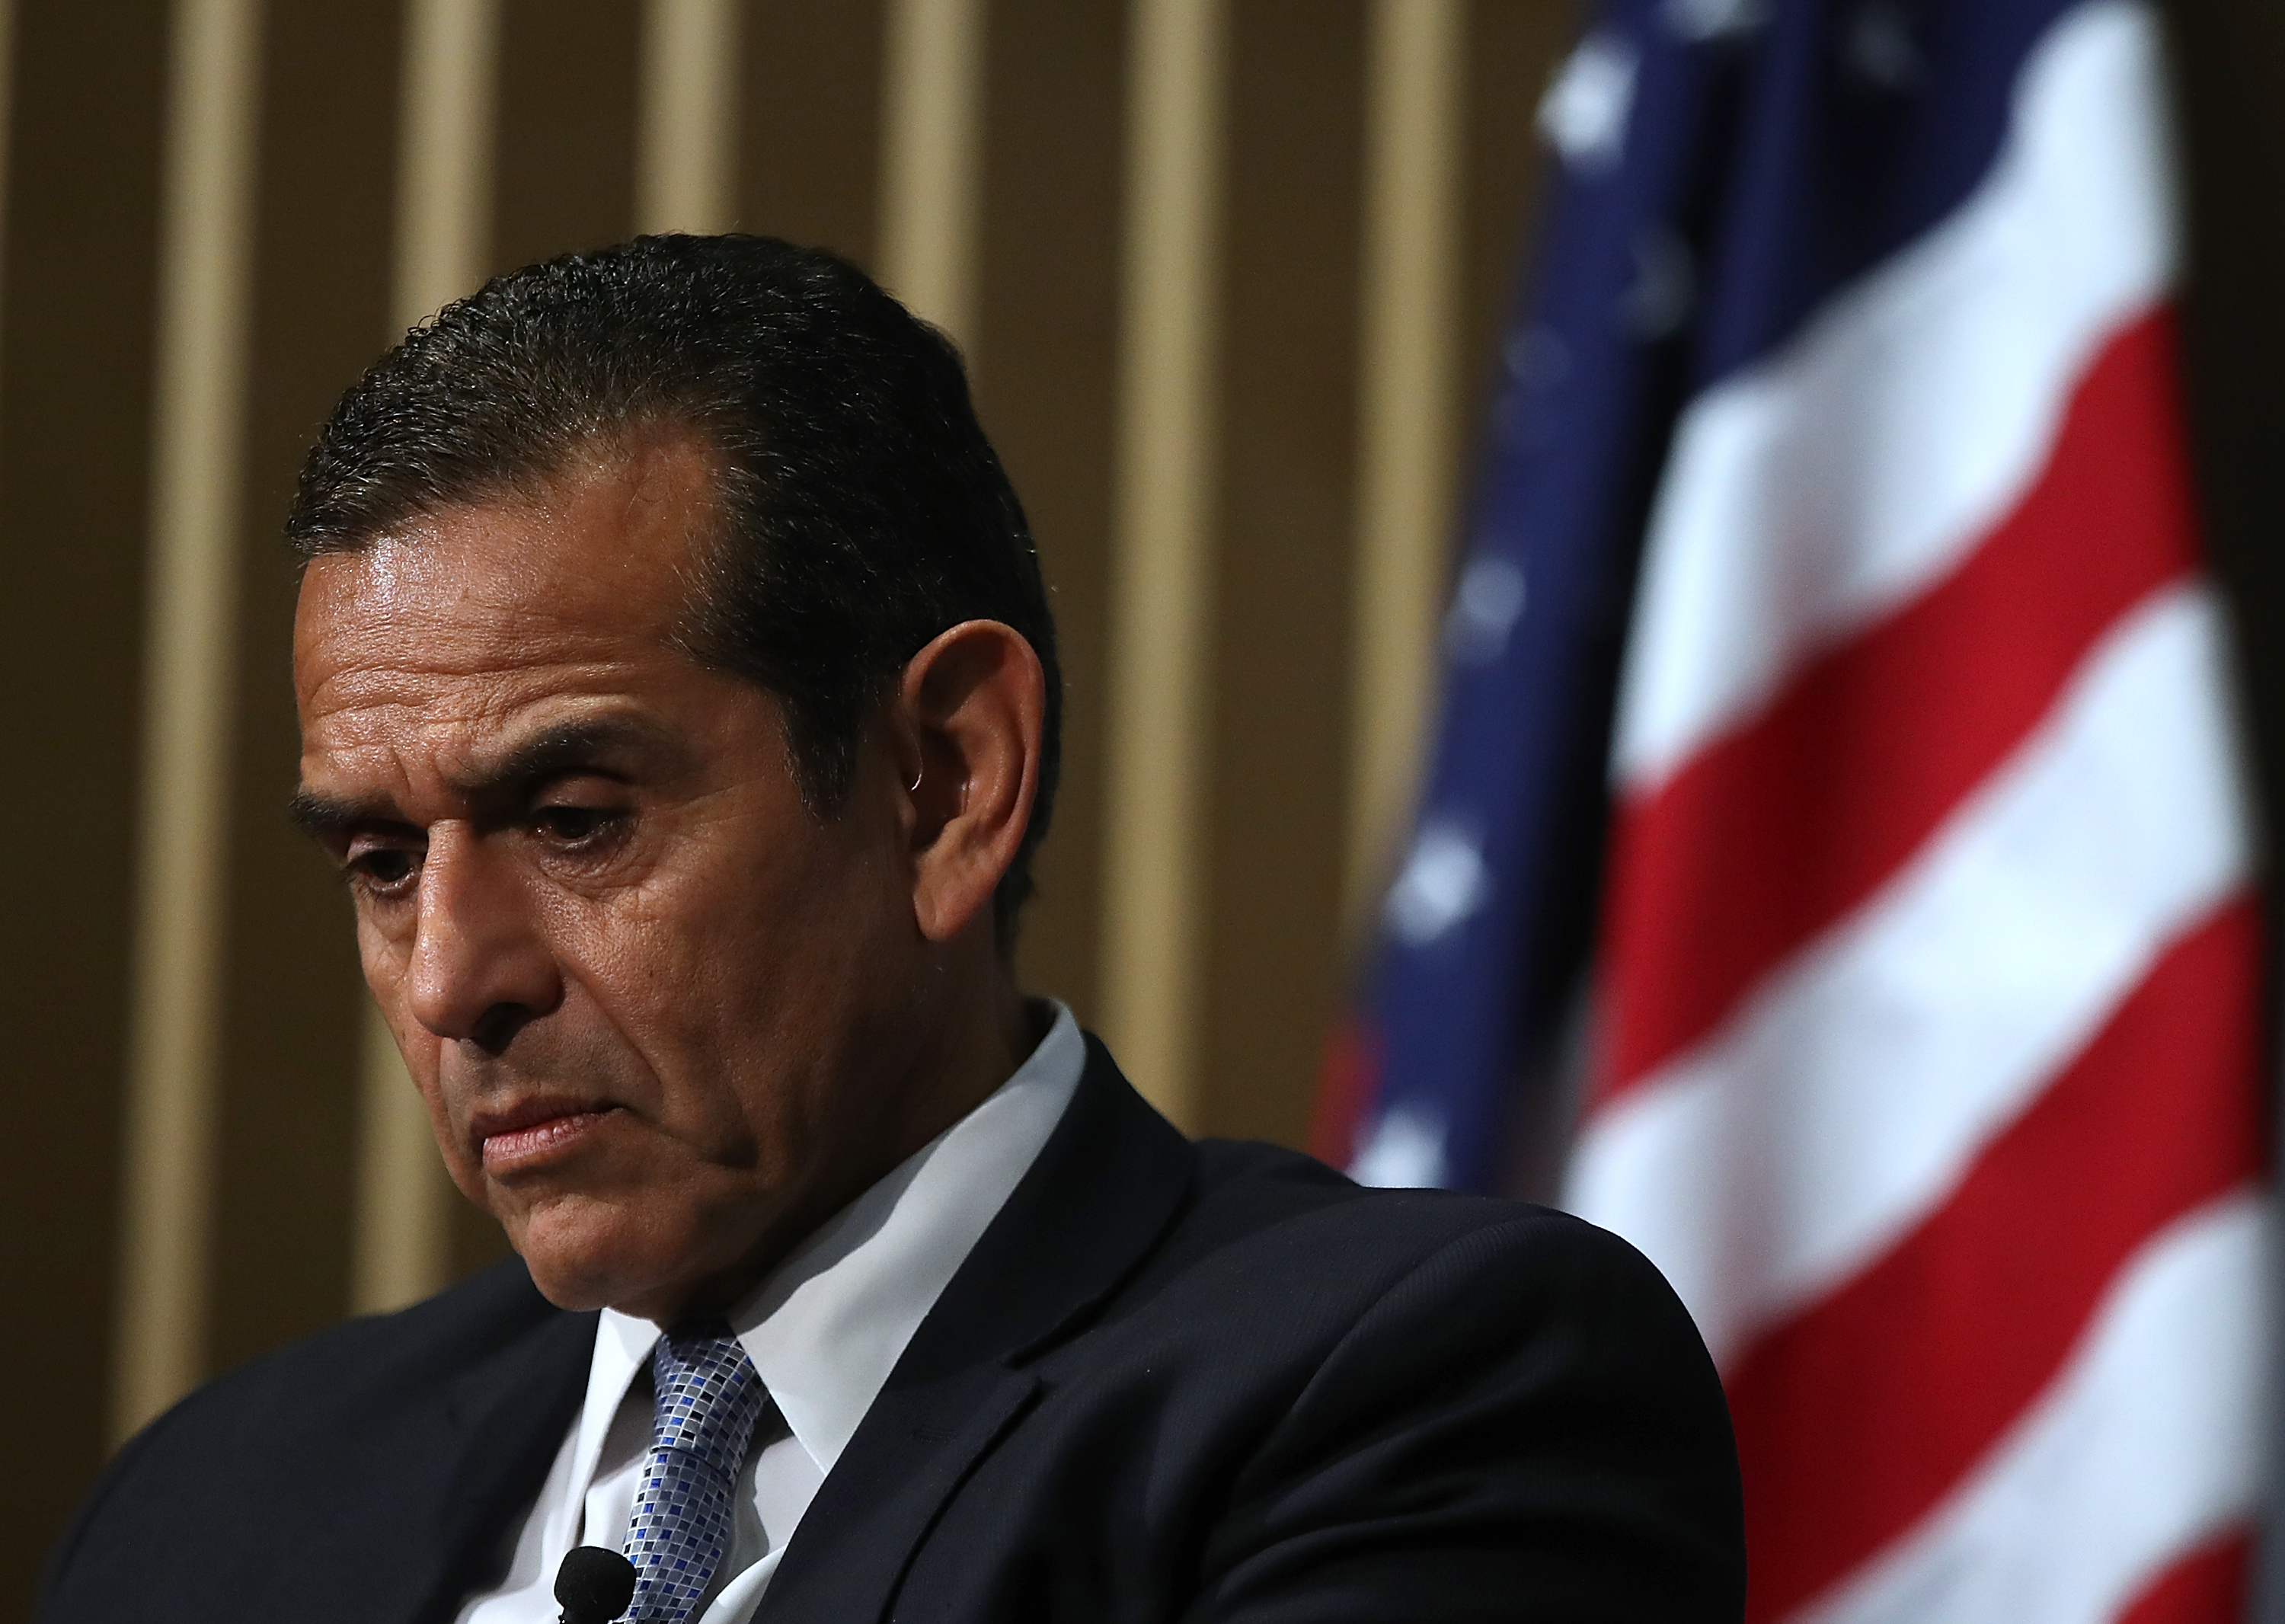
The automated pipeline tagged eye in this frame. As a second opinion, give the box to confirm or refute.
[346,844,420,899]
[531,803,622,845]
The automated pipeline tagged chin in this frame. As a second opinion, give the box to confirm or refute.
[516,1242,622,1313]
[510,1196,673,1315]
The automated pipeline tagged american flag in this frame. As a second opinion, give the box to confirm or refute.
[1316,1,2273,1619]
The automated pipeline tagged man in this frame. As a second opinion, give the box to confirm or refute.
[42,236,1742,1622]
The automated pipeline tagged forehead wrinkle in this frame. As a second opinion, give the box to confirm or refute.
[296,578,706,750]
[299,514,701,679]
[308,598,663,683]
[302,647,660,734]
[304,687,694,811]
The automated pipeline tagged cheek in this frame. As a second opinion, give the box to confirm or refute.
[404,1041,493,1202]
[610,876,834,1085]
[529,863,811,1151]
[636,800,892,1000]
[618,825,903,1096]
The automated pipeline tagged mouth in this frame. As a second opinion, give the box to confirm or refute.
[469,1097,619,1174]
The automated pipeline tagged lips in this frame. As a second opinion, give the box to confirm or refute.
[470,1097,618,1172]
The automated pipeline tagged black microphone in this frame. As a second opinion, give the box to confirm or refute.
[554,1546,637,1624]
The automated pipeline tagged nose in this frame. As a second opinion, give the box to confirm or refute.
[404,826,563,1052]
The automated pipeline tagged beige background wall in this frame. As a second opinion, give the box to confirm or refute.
[7,3,2280,1619]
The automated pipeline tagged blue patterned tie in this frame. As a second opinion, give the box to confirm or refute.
[622,1321,769,1623]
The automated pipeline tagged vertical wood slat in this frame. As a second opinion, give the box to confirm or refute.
[1099,0,1226,1131]
[394,0,499,328]
[491,2,643,277]
[207,0,407,1372]
[638,0,741,235]
[1345,0,1463,938]
[395,0,498,331]
[982,0,1128,1030]
[5,1,175,1587]
[1194,0,1369,1146]
[877,0,984,341]
[350,0,503,1318]
[737,0,887,264]
[0,0,14,354]
[113,0,265,1440]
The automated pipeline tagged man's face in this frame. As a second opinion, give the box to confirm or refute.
[292,438,933,1319]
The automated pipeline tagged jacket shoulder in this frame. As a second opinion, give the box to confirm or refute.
[40,1258,590,1620]
[968,1133,1743,1621]
[1167,1133,1636,1292]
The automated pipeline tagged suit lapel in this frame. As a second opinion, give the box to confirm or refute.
[281,1276,590,1624]
[752,1361,1042,1623]
[758,1037,1194,1624]
[406,1299,597,1624]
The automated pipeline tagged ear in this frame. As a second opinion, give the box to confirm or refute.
[895,619,1045,945]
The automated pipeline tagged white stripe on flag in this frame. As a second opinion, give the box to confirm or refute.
[1799,1191,2272,1624]
[1567,584,2251,1361]
[1612,0,2175,798]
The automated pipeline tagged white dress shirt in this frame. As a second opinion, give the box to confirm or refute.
[455,1002,1085,1624]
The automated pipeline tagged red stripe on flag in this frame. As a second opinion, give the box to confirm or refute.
[1594,307,2199,1110]
[1727,899,2264,1623]
[2116,1530,2251,1624]
[1310,1012,1382,1169]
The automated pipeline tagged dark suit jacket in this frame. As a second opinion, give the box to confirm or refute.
[43,1037,1743,1622]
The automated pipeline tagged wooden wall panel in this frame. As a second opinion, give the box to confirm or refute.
[204,0,403,1379]
[491,0,641,274]
[0,3,170,1606]
[1194,0,1367,1144]
[978,0,1127,1025]
[738,0,885,264]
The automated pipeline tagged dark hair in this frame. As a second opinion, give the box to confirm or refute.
[287,233,1062,942]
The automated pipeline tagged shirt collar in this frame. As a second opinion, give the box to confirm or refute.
[586,999,1085,1478]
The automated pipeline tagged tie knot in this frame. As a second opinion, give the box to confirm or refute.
[649,1320,766,1479]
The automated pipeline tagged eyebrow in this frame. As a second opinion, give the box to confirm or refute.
[288,714,690,842]
[286,788,394,843]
